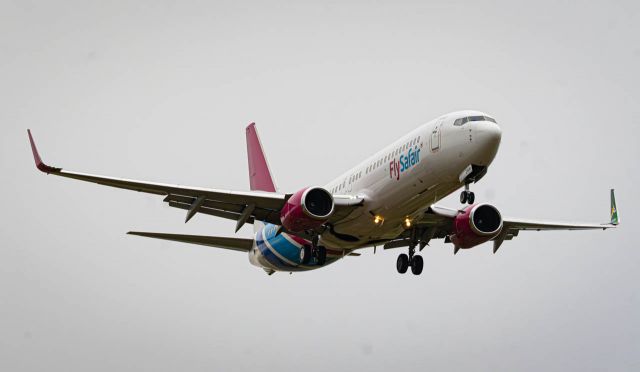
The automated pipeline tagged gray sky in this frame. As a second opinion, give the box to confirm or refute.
[1,0,639,371]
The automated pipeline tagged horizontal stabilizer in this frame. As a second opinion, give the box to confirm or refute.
[127,231,253,252]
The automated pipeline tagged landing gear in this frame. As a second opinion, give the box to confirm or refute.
[396,241,423,275]
[316,246,327,266]
[410,255,424,275]
[308,235,327,266]
[460,184,475,205]
[300,245,312,264]
[397,254,409,273]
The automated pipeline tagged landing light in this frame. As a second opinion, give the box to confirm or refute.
[374,215,384,225]
[404,218,412,228]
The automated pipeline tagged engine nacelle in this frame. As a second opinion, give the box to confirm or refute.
[451,203,503,249]
[280,187,334,232]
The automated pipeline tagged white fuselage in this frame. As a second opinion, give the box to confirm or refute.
[249,110,502,273]
[321,110,502,249]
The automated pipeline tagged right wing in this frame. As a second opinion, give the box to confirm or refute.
[382,191,618,253]
[128,232,254,252]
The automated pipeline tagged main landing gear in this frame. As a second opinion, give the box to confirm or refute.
[396,244,424,275]
[300,235,326,266]
[460,183,475,205]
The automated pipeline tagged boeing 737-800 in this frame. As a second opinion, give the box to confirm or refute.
[28,110,618,275]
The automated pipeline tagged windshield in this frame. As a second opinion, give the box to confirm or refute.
[453,115,497,126]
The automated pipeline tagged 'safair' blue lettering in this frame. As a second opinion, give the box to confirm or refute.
[390,146,421,180]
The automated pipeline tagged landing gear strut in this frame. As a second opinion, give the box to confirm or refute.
[460,183,475,205]
[396,234,423,275]
[303,235,326,266]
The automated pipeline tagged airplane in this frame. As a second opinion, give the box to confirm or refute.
[27,110,619,275]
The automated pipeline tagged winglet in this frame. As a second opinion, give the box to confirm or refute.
[27,130,61,174]
[610,189,619,225]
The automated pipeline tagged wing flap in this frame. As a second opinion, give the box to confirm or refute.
[127,231,254,252]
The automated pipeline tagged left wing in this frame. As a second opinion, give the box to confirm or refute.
[28,130,287,226]
[28,130,361,229]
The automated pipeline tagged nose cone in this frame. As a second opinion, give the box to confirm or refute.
[473,121,502,165]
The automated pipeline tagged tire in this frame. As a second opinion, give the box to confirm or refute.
[317,247,327,266]
[467,192,475,204]
[411,255,424,275]
[397,254,409,274]
[300,245,312,264]
[460,191,468,204]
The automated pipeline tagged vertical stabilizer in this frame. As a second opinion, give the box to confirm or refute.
[246,123,277,193]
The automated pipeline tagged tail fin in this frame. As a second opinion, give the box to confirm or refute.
[246,123,277,234]
[246,123,277,193]
[610,189,619,225]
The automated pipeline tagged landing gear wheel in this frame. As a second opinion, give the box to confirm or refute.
[397,254,409,274]
[316,247,327,266]
[467,192,475,204]
[300,245,311,264]
[410,255,424,275]
[460,191,468,204]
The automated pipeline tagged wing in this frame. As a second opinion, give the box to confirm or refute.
[499,190,619,232]
[28,130,362,230]
[127,231,254,252]
[382,190,618,253]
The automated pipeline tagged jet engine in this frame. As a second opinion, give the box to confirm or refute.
[450,203,503,249]
[280,187,334,232]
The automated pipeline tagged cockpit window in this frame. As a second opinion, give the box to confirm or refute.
[453,117,468,126]
[453,115,497,126]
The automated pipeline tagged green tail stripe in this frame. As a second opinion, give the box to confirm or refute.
[610,189,619,225]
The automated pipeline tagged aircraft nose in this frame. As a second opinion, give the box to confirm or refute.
[473,121,502,165]
[479,121,502,145]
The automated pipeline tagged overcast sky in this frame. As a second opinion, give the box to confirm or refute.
[1,0,639,371]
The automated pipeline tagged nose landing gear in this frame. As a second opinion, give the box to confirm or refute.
[460,183,475,205]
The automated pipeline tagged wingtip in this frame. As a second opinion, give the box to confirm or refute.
[610,188,619,225]
[27,129,61,174]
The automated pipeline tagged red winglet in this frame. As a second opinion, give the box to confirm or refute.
[27,129,61,174]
